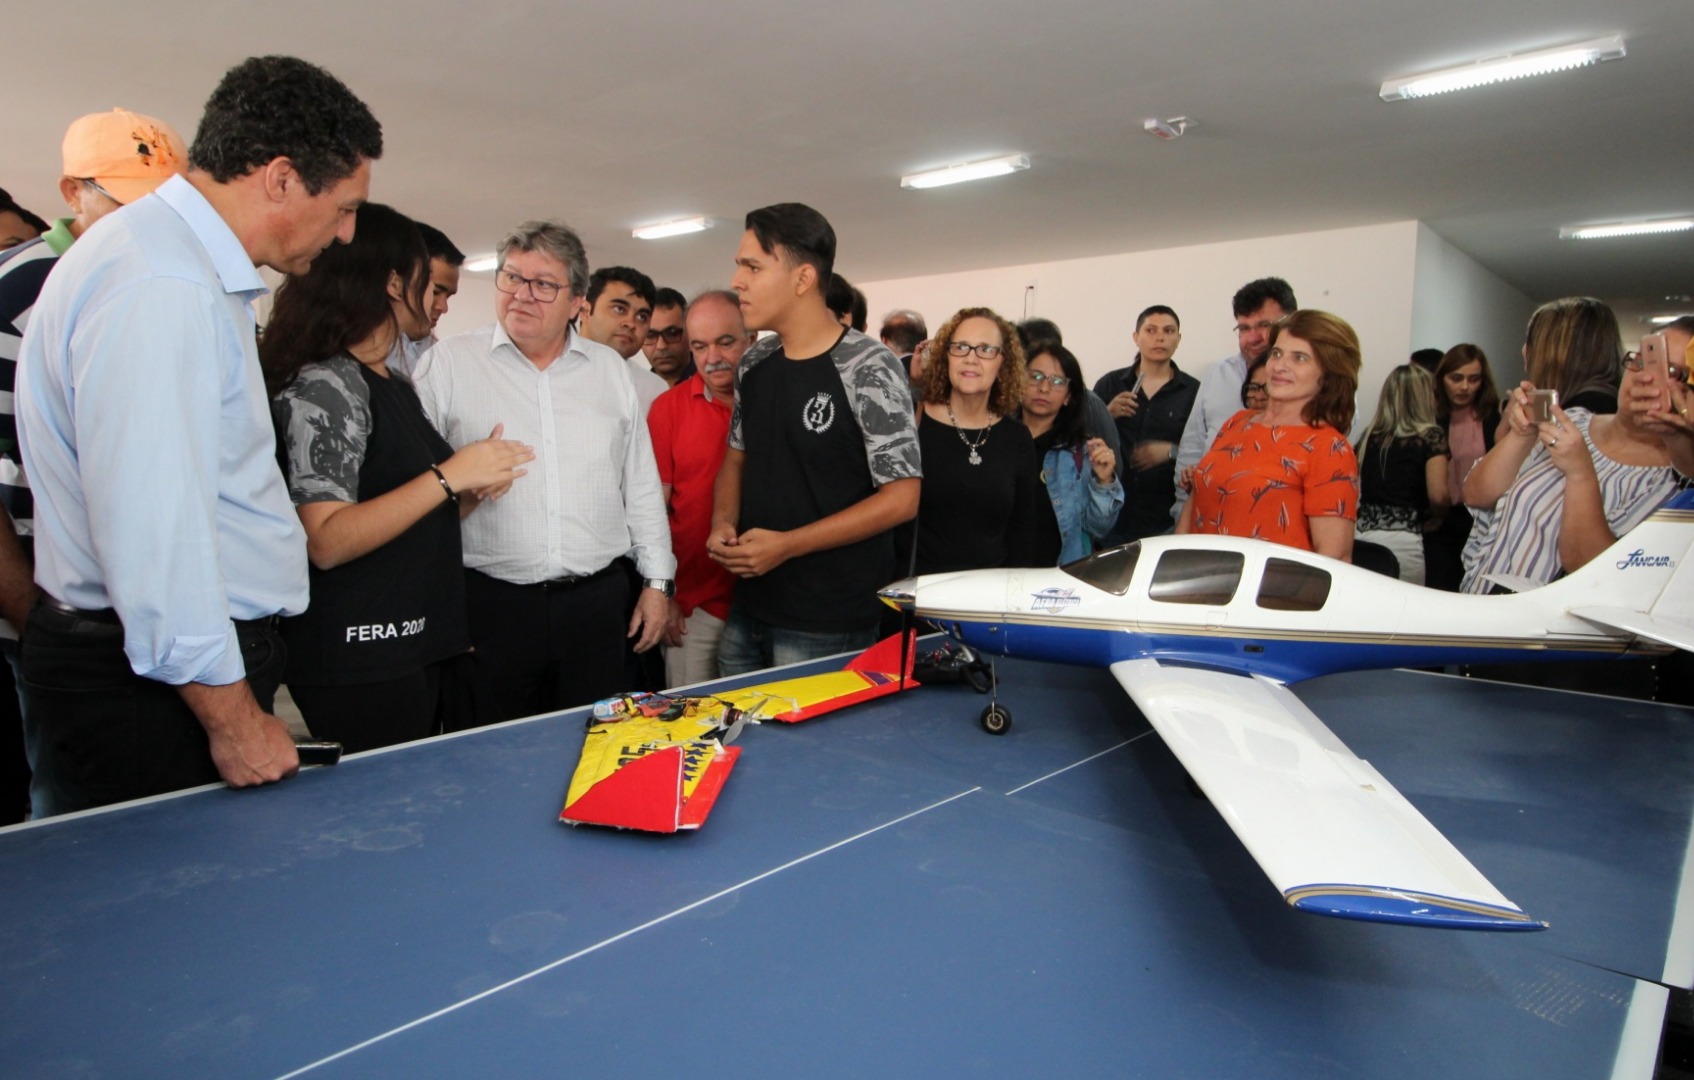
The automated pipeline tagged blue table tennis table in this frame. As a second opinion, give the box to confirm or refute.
[3,655,1693,1078]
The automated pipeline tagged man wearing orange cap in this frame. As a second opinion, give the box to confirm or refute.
[16,58,383,817]
[0,109,186,823]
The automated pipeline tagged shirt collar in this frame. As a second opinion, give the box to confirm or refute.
[489,321,597,368]
[43,218,77,256]
[153,175,268,300]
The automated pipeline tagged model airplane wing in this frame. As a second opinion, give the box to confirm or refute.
[1110,658,1544,931]
[711,632,916,723]
[561,697,746,833]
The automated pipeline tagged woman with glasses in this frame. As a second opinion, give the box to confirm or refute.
[1462,348,1686,595]
[1178,310,1361,560]
[1423,344,1501,591]
[1021,344,1122,563]
[1240,355,1269,411]
[1352,364,1450,585]
[262,204,534,752]
[900,307,1058,574]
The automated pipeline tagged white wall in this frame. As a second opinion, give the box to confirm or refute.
[1410,223,1535,388]
[859,220,1422,430]
[436,274,501,340]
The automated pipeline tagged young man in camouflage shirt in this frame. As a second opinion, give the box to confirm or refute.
[708,203,921,674]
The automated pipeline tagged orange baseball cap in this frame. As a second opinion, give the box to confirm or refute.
[61,108,187,204]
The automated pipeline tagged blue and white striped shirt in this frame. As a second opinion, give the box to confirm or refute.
[1461,409,1678,593]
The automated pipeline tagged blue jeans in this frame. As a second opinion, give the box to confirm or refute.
[716,607,879,677]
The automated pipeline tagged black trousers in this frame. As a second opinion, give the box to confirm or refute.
[465,567,629,724]
[19,601,285,818]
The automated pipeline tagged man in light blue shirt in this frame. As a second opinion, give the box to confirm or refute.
[15,56,383,816]
[1171,277,1298,521]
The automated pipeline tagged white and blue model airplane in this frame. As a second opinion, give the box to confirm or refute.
[880,488,1694,932]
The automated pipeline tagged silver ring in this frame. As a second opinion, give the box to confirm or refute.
[1549,436,1559,447]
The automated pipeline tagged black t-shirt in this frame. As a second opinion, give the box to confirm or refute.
[898,413,1059,574]
[1356,429,1449,533]
[733,331,922,632]
[1092,361,1200,540]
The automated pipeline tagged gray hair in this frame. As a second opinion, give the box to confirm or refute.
[497,219,589,299]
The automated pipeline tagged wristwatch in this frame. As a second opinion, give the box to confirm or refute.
[643,578,676,598]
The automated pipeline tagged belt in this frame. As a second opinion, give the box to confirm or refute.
[40,595,280,632]
[41,595,119,624]
[533,562,621,591]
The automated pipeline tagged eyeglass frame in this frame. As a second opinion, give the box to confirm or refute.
[77,178,125,206]
[946,341,1003,359]
[1623,351,1690,382]
[644,326,686,344]
[494,268,566,303]
[1025,370,1071,389]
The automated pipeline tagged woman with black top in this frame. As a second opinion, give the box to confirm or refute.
[1424,344,1500,591]
[900,307,1059,574]
[262,204,533,752]
[1353,364,1450,585]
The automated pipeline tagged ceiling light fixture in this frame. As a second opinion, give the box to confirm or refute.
[901,154,1030,190]
[464,254,498,273]
[1380,34,1625,101]
[1650,315,1691,325]
[1143,117,1195,141]
[633,216,711,240]
[1558,218,1694,240]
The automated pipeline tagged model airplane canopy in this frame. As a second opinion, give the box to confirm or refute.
[882,488,1694,930]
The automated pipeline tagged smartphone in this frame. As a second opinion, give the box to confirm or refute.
[1641,333,1671,412]
[1529,388,1559,425]
[294,740,343,767]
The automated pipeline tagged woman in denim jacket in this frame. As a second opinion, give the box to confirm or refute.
[1020,343,1123,562]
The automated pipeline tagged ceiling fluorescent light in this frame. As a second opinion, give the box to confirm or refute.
[1559,218,1694,240]
[1650,315,1690,325]
[1380,34,1625,101]
[901,154,1030,191]
[463,254,498,272]
[633,217,710,240]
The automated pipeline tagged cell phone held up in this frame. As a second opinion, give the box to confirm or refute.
[1528,388,1559,426]
[1641,333,1672,413]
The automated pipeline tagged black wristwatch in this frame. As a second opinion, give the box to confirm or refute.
[643,578,676,598]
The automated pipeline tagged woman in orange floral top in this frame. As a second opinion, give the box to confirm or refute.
[1177,309,1362,560]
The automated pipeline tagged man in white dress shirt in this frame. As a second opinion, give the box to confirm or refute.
[412,220,674,721]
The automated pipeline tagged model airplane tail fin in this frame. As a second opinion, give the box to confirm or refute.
[1558,487,1694,652]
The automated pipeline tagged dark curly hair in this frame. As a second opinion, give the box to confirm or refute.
[189,56,383,194]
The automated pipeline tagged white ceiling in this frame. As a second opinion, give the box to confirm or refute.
[5,0,1691,325]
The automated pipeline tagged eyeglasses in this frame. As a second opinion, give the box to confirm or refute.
[644,327,686,344]
[78,178,124,206]
[494,269,565,302]
[1233,319,1277,336]
[947,341,1002,359]
[1623,352,1691,382]
[1026,371,1070,389]
[1245,382,1268,395]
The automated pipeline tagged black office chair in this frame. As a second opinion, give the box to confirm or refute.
[1351,540,1400,579]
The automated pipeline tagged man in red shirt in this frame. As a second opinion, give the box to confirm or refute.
[647,290,749,685]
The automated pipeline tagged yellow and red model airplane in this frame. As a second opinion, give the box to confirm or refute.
[560,633,915,833]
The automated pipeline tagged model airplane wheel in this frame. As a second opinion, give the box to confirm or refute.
[980,704,1012,735]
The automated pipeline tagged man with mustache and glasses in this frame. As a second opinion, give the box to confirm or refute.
[645,290,748,686]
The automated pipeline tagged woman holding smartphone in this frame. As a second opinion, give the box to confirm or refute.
[1460,357,1684,594]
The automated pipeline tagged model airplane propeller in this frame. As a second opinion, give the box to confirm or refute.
[880,488,1694,931]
